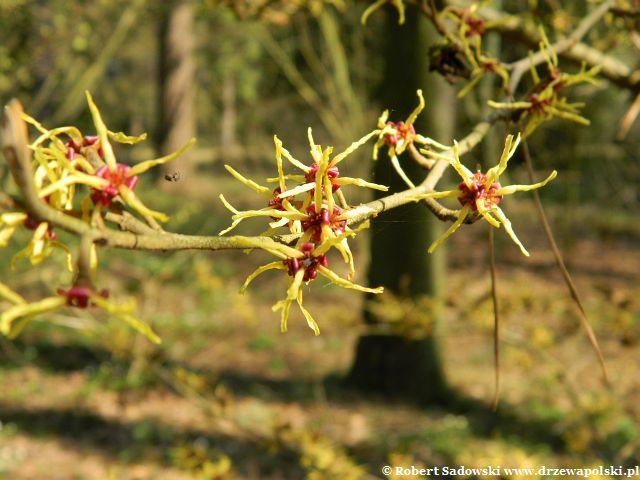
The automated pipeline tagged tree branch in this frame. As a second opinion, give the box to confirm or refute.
[506,0,617,93]
[476,4,640,91]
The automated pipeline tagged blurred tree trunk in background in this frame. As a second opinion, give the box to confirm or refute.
[220,75,237,151]
[347,12,456,405]
[158,0,195,180]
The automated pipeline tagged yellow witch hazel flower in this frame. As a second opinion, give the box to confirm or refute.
[275,128,388,200]
[373,90,449,188]
[82,92,194,222]
[239,224,383,335]
[0,211,72,270]
[219,128,385,334]
[412,133,557,256]
[22,91,195,223]
[0,283,160,343]
[1,92,194,269]
[488,28,599,138]
[437,3,510,98]
[220,128,387,279]
[0,117,81,270]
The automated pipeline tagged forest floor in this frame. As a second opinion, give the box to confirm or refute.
[1,181,639,479]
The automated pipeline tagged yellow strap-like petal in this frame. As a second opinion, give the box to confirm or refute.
[336,177,388,191]
[0,226,17,246]
[233,209,305,221]
[493,206,529,256]
[405,90,425,126]
[276,136,309,173]
[1,212,28,226]
[90,242,98,276]
[224,165,271,195]
[427,205,470,254]
[266,174,305,184]
[0,282,26,305]
[108,131,148,144]
[361,0,386,25]
[269,217,290,229]
[273,270,305,333]
[476,199,501,228]
[1,296,66,336]
[417,135,450,150]
[118,186,169,223]
[91,295,161,344]
[486,134,516,183]
[547,106,591,125]
[127,138,195,177]
[390,155,415,188]
[317,265,383,294]
[496,170,557,195]
[86,91,118,170]
[331,129,379,166]
[313,223,361,256]
[30,222,50,261]
[219,194,240,214]
[297,290,320,336]
[487,100,533,110]
[278,182,315,198]
[450,141,474,187]
[307,127,322,164]
[38,171,109,198]
[240,261,286,293]
[48,240,73,272]
[457,73,484,99]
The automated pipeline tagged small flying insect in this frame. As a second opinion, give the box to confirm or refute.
[164,171,181,182]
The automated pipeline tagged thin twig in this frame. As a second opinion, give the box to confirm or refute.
[488,226,500,410]
[407,143,435,169]
[610,6,640,18]
[104,211,160,235]
[413,0,449,38]
[521,140,609,386]
[76,234,96,288]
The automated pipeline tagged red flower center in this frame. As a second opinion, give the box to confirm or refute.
[301,204,346,242]
[527,94,552,114]
[465,17,485,37]
[383,121,415,147]
[65,135,101,161]
[284,242,328,282]
[90,164,138,206]
[56,286,109,309]
[268,187,285,210]
[305,163,340,193]
[458,172,502,211]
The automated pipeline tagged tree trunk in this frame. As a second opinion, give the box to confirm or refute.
[347,12,456,405]
[220,74,237,152]
[158,0,195,181]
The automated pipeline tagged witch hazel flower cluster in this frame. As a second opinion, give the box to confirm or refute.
[372,90,450,188]
[435,4,511,98]
[488,28,600,138]
[219,128,386,335]
[0,93,194,343]
[411,133,557,255]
